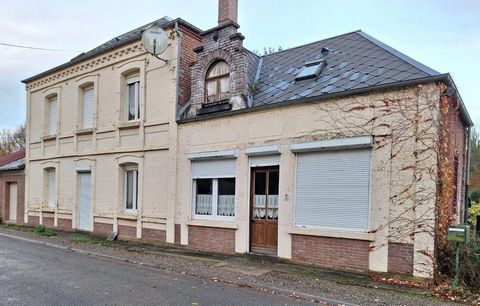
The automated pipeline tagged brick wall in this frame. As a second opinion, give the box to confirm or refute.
[142,228,166,242]
[174,223,181,244]
[218,0,238,25]
[188,225,235,254]
[28,215,39,226]
[0,172,25,224]
[43,216,54,228]
[291,235,370,272]
[57,218,72,231]
[178,26,201,108]
[94,222,112,236]
[118,225,136,239]
[388,242,414,275]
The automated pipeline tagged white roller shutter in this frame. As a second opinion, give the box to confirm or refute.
[48,97,57,134]
[192,159,236,178]
[82,87,94,128]
[295,149,371,231]
[47,170,56,208]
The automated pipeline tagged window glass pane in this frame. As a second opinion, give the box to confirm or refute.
[218,178,235,217]
[220,77,229,93]
[267,171,279,220]
[268,171,279,195]
[253,172,266,219]
[207,80,216,101]
[207,61,229,78]
[127,82,139,121]
[195,179,212,215]
[125,170,134,210]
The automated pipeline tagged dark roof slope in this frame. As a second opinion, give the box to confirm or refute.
[22,17,202,83]
[253,30,440,107]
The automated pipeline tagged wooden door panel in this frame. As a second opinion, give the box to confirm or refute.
[250,167,279,254]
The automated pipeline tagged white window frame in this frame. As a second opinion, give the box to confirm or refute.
[47,96,57,135]
[123,166,138,213]
[192,177,235,221]
[81,85,94,129]
[125,75,140,121]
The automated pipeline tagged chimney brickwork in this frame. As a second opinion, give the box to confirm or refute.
[188,0,256,117]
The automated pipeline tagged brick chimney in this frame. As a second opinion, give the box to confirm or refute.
[218,0,238,25]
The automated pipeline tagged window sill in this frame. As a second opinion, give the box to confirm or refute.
[187,219,238,229]
[117,212,139,220]
[118,121,141,130]
[198,101,231,115]
[75,128,94,135]
[288,226,375,241]
[40,207,56,213]
[41,134,57,141]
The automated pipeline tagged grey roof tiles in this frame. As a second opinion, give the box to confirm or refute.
[252,30,439,107]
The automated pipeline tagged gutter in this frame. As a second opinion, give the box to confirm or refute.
[174,21,182,120]
[177,74,453,124]
[464,126,472,223]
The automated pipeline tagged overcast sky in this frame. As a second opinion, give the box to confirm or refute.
[0,0,478,130]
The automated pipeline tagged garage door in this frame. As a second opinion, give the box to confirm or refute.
[295,149,371,231]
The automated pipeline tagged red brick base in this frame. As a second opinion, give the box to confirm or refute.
[94,222,112,236]
[142,228,166,242]
[27,216,39,226]
[118,225,136,239]
[43,217,54,228]
[188,225,235,254]
[174,223,181,244]
[388,242,414,275]
[57,218,72,231]
[291,235,370,272]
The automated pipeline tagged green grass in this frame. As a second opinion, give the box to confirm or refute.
[69,234,93,243]
[33,225,57,237]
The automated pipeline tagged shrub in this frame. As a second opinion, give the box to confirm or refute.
[468,202,480,226]
[470,190,480,203]
[33,225,56,237]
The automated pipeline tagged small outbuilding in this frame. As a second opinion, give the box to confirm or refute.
[0,149,25,224]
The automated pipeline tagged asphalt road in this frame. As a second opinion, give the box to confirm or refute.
[0,235,312,306]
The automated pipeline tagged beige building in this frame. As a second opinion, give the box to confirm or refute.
[22,17,201,242]
[22,0,472,279]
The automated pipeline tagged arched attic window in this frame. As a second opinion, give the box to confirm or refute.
[205,61,230,104]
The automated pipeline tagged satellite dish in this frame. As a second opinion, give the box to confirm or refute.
[142,26,168,62]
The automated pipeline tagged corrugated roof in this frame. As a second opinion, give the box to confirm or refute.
[0,158,25,172]
[253,30,440,107]
[0,150,25,172]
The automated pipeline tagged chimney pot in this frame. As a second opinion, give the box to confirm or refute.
[218,0,238,25]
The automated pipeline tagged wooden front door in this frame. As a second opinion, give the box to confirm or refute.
[250,167,279,255]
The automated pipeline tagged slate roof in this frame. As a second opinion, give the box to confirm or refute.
[22,17,202,83]
[252,30,440,107]
[0,150,25,172]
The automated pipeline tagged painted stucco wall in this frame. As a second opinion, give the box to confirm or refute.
[25,29,180,241]
[176,83,441,278]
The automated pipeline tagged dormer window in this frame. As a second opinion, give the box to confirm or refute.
[295,59,327,81]
[205,61,230,104]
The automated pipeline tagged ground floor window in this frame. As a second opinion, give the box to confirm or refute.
[294,149,371,231]
[124,167,138,212]
[191,159,236,220]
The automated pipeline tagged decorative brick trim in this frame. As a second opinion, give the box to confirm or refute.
[57,218,72,231]
[291,234,370,272]
[188,225,235,254]
[174,223,181,244]
[28,216,39,227]
[388,242,414,275]
[43,217,54,228]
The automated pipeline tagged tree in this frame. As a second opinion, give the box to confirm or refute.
[469,125,480,193]
[252,46,283,56]
[0,123,26,157]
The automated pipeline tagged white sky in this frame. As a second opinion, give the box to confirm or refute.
[0,0,478,129]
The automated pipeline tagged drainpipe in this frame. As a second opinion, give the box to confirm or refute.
[464,126,472,224]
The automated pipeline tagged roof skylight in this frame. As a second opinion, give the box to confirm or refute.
[295,59,326,81]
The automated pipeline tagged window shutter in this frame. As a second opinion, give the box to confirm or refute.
[82,87,94,128]
[295,149,371,231]
[192,159,236,178]
[48,98,57,134]
[48,170,56,208]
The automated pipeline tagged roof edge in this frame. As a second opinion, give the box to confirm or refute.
[178,74,452,124]
[442,73,473,127]
[356,31,440,76]
[22,18,202,84]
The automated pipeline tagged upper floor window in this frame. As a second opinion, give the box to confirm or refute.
[126,74,140,121]
[81,85,94,129]
[47,96,58,135]
[205,61,230,104]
